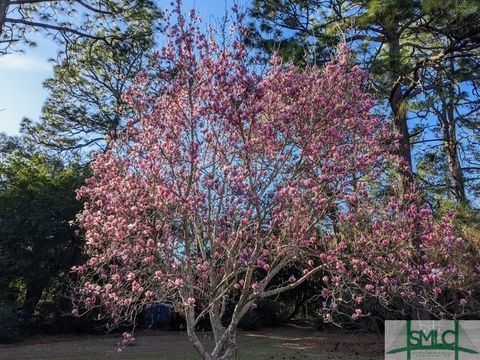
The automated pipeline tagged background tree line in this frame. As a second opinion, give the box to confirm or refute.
[1,0,479,339]
[249,0,480,206]
[0,0,161,339]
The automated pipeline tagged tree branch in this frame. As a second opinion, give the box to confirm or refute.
[5,17,104,40]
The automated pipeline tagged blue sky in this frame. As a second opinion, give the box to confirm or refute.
[0,0,237,136]
[0,35,53,135]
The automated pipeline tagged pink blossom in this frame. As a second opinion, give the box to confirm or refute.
[321,288,330,298]
[324,313,333,323]
[154,270,163,280]
[351,309,362,321]
[355,296,364,304]
[185,297,196,307]
[126,272,136,282]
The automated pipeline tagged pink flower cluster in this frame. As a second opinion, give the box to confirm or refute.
[318,195,477,320]
[117,332,135,352]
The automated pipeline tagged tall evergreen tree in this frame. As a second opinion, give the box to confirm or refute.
[250,0,480,199]
[0,0,158,54]
[21,1,160,155]
[413,54,480,206]
[0,141,86,318]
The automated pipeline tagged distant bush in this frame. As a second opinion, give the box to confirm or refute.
[238,300,284,331]
[0,302,24,343]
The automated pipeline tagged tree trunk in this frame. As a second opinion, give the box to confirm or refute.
[184,305,213,360]
[55,227,84,319]
[23,280,45,319]
[218,329,237,360]
[440,107,468,204]
[0,1,9,38]
[208,306,229,358]
[441,65,468,204]
[186,318,237,360]
[388,33,415,196]
[184,298,254,360]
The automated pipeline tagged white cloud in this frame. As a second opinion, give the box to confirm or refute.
[0,54,50,72]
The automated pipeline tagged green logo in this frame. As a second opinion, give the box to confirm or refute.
[386,320,480,360]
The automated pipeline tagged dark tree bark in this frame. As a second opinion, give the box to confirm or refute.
[441,73,468,204]
[23,280,45,319]
[388,32,415,196]
[0,1,9,36]
[444,132,467,203]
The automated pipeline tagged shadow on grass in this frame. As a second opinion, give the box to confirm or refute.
[0,325,384,360]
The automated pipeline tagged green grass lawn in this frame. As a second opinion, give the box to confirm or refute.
[0,325,384,360]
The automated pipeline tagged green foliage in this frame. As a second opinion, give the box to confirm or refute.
[0,147,86,317]
[415,148,451,202]
[0,301,22,342]
[2,0,162,337]
[21,1,161,154]
[250,0,480,205]
[0,0,159,54]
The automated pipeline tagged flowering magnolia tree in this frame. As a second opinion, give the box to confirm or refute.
[72,5,478,360]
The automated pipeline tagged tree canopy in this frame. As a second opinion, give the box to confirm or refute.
[0,144,86,317]
[0,0,159,54]
[72,8,477,360]
[250,0,480,202]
